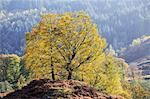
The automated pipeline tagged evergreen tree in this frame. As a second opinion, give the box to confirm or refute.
[0,81,13,93]
[17,75,26,89]
[0,54,21,84]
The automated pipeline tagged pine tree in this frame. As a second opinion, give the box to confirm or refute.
[17,75,26,89]
[0,54,21,84]
[0,81,13,93]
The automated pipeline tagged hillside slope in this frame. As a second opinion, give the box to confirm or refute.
[0,0,149,55]
[120,39,150,63]
[120,39,150,77]
[3,79,123,99]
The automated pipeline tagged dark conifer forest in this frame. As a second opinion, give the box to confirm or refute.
[0,0,149,55]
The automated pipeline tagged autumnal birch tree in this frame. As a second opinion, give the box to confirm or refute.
[25,12,106,80]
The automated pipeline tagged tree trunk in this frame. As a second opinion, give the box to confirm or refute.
[51,64,55,80]
[50,46,55,81]
[67,71,72,80]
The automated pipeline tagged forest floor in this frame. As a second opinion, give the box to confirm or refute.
[2,79,124,99]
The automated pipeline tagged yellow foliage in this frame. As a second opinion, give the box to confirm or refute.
[24,12,131,98]
[75,55,131,98]
[25,12,106,80]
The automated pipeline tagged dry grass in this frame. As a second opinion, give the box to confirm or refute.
[0,91,12,98]
[3,79,124,99]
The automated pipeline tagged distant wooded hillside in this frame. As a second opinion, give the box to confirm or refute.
[0,0,149,55]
